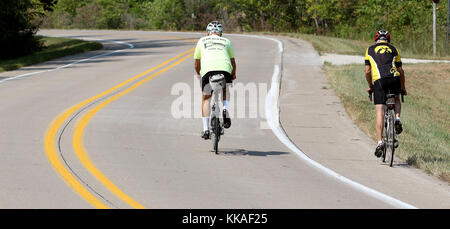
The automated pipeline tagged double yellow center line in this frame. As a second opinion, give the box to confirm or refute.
[44,47,194,209]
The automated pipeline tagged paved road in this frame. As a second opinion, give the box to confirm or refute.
[0,30,448,208]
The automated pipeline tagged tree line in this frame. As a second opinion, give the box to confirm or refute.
[2,0,449,59]
[43,0,448,38]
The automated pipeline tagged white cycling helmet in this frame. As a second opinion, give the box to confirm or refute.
[206,21,223,36]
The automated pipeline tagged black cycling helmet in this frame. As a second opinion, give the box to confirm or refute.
[206,21,223,36]
[374,30,390,43]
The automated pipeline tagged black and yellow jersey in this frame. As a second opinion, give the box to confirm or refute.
[365,41,402,83]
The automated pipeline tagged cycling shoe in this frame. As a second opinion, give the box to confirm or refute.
[223,109,231,129]
[201,130,210,140]
[374,143,384,158]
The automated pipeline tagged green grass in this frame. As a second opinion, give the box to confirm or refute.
[287,33,370,56]
[323,63,450,182]
[0,36,103,73]
[255,31,370,56]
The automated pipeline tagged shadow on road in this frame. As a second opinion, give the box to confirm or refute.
[214,148,289,157]
[18,37,197,71]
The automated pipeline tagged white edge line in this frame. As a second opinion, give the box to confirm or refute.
[0,36,134,84]
[255,35,418,209]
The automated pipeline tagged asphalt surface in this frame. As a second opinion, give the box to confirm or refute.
[0,30,448,209]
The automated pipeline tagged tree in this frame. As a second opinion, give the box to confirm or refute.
[0,0,58,59]
[1,0,38,59]
[146,0,185,30]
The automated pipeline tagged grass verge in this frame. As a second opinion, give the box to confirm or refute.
[257,32,370,56]
[0,36,103,73]
[323,63,450,182]
[256,31,450,60]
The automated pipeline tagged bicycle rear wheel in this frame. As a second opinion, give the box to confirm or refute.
[386,112,395,167]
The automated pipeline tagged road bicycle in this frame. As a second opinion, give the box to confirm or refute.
[209,73,226,154]
[369,90,405,167]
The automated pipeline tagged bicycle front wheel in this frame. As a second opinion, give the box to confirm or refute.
[388,116,395,167]
[382,116,388,162]
[211,117,220,154]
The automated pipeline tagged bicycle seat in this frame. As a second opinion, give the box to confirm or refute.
[386,94,396,99]
[209,74,226,90]
[386,94,396,106]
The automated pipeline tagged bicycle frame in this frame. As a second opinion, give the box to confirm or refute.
[209,74,226,154]
[382,94,397,167]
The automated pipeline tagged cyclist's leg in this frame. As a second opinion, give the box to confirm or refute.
[222,88,228,109]
[394,96,401,119]
[201,73,213,138]
[393,96,401,146]
[221,71,232,110]
[392,77,403,134]
[202,94,212,117]
[222,72,232,128]
[222,88,231,128]
[373,79,387,157]
[394,95,403,134]
[392,76,402,119]
[374,105,385,157]
[373,79,387,142]
[375,105,385,142]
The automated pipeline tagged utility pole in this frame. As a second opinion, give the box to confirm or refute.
[433,1,437,56]
[447,0,449,55]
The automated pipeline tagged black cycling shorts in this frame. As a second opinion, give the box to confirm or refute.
[373,76,401,105]
[202,71,232,94]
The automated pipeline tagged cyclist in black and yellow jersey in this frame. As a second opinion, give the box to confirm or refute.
[365,30,407,158]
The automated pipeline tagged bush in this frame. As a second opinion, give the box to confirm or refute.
[73,2,102,29]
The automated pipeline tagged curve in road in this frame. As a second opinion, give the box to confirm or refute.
[0,30,448,209]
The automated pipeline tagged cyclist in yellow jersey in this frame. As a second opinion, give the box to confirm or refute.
[365,30,407,157]
[194,21,236,140]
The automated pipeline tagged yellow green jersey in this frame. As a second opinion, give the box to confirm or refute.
[193,35,235,77]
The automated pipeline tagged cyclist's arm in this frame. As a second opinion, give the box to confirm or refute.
[365,65,373,90]
[195,59,201,75]
[364,48,372,91]
[194,39,202,76]
[394,48,407,95]
[226,40,236,80]
[231,58,236,80]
